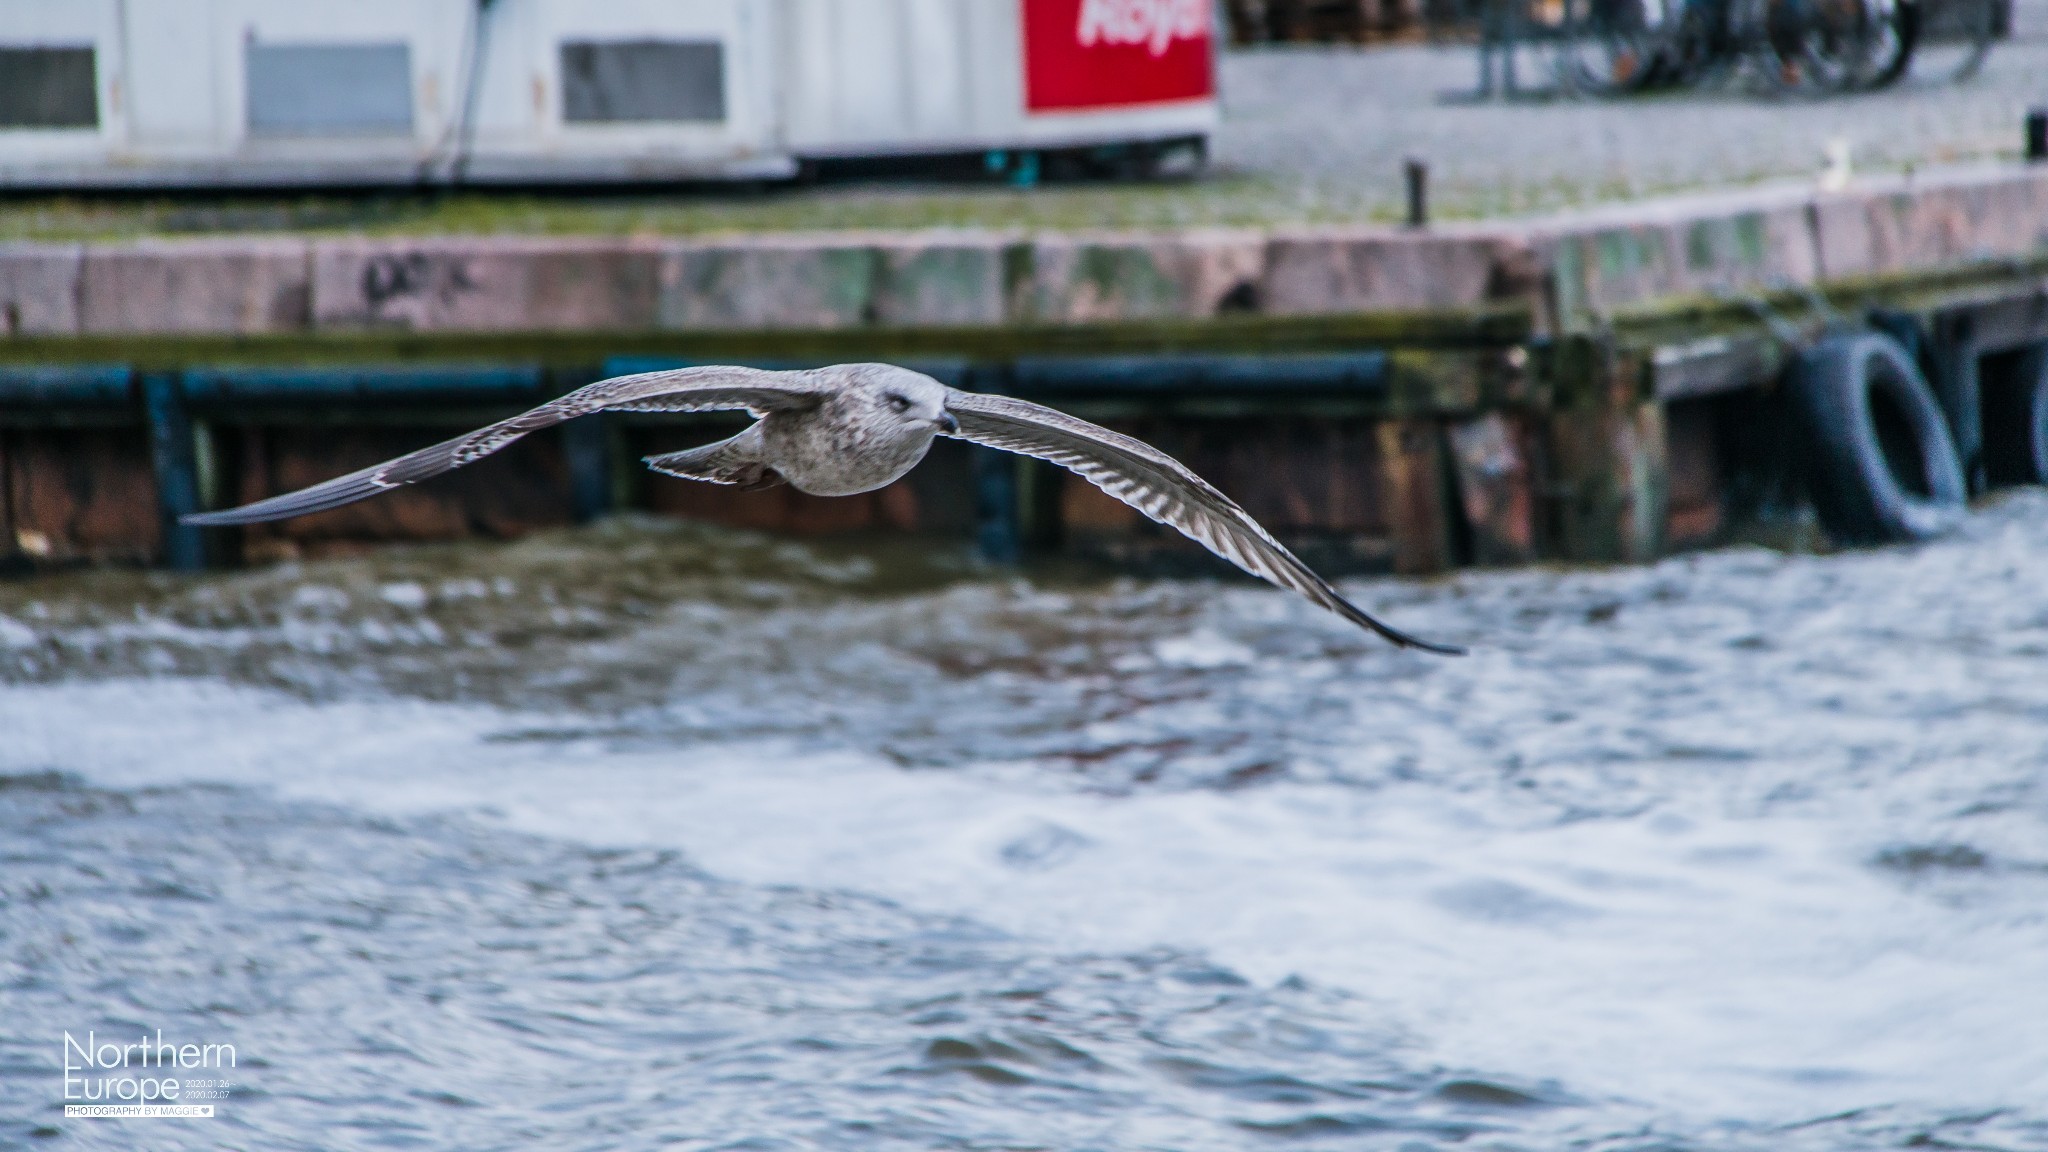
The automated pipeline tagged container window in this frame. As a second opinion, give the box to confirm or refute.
[0,47,99,129]
[246,42,414,137]
[560,40,725,123]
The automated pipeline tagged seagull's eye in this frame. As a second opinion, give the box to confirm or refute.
[886,393,912,413]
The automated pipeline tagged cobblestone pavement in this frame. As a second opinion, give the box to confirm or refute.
[1215,0,2048,219]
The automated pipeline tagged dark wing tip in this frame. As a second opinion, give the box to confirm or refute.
[176,472,396,527]
[181,505,304,527]
[180,510,242,527]
[180,506,296,528]
[1371,622,1468,657]
[1328,596,1466,656]
[1396,633,1469,657]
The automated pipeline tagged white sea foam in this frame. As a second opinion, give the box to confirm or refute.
[4,668,2041,1132]
[0,615,35,649]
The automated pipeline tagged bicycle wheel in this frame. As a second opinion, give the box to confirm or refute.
[1850,0,1916,86]
[1555,0,1680,93]
[1652,0,1729,86]
[1910,0,1999,81]
[1758,0,1880,94]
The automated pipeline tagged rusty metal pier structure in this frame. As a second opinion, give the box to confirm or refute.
[4,163,2048,578]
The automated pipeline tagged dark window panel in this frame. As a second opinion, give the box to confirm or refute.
[560,40,725,124]
[0,47,98,129]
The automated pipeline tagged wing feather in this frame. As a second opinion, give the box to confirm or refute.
[944,390,1462,654]
[183,366,824,527]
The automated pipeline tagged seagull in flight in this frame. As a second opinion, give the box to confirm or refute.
[184,363,1461,654]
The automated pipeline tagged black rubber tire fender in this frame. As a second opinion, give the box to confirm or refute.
[1790,331,1966,544]
[1982,343,2048,486]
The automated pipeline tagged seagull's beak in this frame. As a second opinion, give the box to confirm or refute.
[934,411,960,434]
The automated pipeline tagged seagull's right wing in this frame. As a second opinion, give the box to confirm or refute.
[183,366,828,527]
[944,389,1462,654]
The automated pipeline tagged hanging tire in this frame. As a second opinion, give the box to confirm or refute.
[1982,344,2048,486]
[1790,331,1967,544]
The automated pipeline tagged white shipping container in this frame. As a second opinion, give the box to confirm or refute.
[0,0,1217,187]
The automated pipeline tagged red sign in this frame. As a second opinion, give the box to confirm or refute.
[1022,0,1215,113]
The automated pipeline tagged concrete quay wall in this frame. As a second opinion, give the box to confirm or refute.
[0,228,1505,339]
[3,165,2045,341]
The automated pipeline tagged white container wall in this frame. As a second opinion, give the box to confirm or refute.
[0,0,1218,188]
[458,0,790,182]
[0,0,127,174]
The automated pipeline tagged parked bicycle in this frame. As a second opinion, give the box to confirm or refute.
[1491,0,2004,97]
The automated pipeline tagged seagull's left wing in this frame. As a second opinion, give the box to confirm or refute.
[943,389,1462,654]
[183,366,827,527]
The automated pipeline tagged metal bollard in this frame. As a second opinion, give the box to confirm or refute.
[1405,157,1429,228]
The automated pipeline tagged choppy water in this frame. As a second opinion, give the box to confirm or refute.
[3,498,2046,1151]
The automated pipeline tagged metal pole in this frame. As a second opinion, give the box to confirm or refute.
[973,446,1022,565]
[562,414,615,523]
[142,372,207,571]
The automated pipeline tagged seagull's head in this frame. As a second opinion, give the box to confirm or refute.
[859,365,958,435]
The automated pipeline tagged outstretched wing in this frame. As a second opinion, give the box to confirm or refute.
[943,390,1462,654]
[182,366,827,527]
